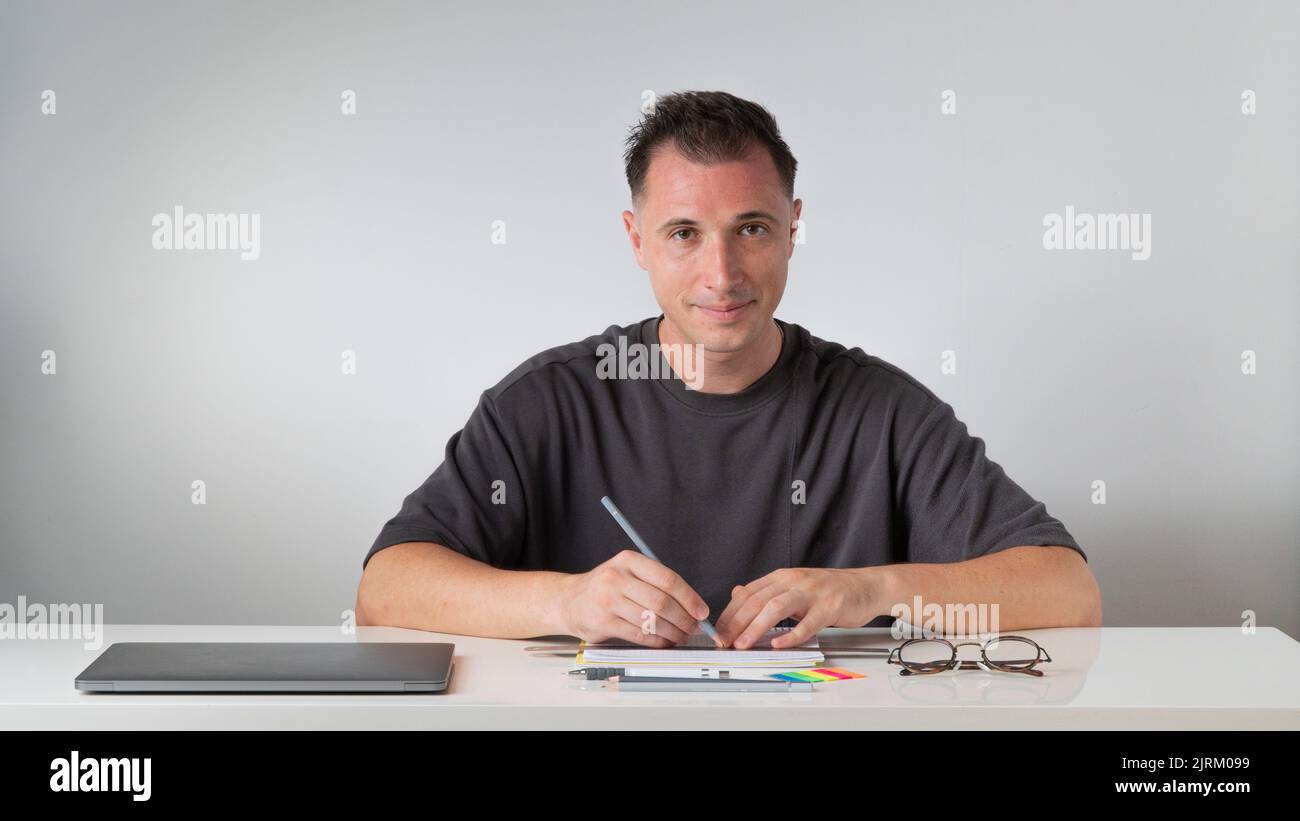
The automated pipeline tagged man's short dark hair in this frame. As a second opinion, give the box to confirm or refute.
[623,90,798,207]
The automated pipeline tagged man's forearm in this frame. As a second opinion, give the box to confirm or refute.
[866,545,1102,633]
[355,542,572,638]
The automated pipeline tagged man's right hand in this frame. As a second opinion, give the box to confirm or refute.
[556,550,711,647]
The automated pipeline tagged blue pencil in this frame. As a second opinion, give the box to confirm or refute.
[599,495,723,647]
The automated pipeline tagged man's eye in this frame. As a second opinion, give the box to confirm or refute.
[671,225,766,240]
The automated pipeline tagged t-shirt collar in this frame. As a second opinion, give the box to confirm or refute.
[634,313,800,414]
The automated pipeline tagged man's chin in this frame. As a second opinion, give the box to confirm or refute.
[689,323,759,353]
[662,310,765,351]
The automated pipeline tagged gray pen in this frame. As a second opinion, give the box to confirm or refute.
[600,495,723,647]
[608,675,812,692]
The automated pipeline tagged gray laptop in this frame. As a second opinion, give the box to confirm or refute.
[75,642,455,693]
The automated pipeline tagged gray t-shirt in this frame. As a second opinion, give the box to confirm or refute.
[365,315,1084,626]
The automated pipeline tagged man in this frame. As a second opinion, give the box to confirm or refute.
[356,90,1101,650]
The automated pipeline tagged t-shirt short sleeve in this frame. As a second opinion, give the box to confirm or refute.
[895,396,1086,564]
[363,393,527,570]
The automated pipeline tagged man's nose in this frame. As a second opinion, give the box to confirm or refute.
[700,235,744,290]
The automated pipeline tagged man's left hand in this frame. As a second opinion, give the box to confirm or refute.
[715,567,887,649]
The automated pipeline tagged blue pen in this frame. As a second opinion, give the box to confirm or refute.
[600,495,723,648]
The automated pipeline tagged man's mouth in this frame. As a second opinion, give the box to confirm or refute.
[696,301,754,322]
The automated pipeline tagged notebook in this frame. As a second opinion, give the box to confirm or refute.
[576,626,824,667]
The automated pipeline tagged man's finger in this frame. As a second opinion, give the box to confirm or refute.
[768,609,826,649]
[722,585,786,647]
[734,591,802,649]
[717,584,771,643]
[620,577,698,640]
[622,551,711,621]
[603,604,677,648]
[714,585,751,641]
[716,575,778,640]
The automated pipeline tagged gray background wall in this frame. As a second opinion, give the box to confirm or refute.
[2,0,1296,636]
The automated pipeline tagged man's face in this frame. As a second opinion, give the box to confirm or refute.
[623,141,802,353]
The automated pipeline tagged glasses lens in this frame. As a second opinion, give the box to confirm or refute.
[898,640,952,671]
[983,637,1040,670]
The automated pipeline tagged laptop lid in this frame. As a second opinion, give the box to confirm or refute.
[75,642,455,693]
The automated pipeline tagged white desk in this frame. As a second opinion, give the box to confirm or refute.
[3,625,1297,730]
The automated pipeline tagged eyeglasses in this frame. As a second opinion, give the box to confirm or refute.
[887,636,1052,677]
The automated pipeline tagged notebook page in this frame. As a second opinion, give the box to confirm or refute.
[579,626,823,664]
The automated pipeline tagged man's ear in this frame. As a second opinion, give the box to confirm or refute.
[623,209,647,270]
[789,198,803,257]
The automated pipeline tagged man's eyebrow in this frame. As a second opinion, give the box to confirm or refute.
[656,211,781,233]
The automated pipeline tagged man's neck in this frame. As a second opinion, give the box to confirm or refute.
[657,315,784,395]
